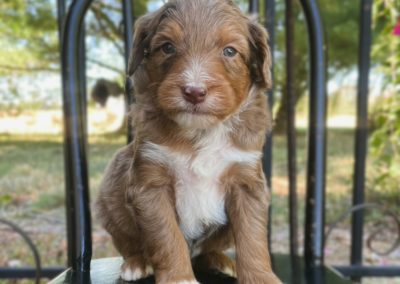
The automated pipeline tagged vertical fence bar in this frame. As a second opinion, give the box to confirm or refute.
[57,0,66,42]
[285,0,299,260]
[285,0,302,278]
[351,0,372,282]
[79,26,87,135]
[264,0,275,253]
[61,0,94,273]
[263,0,274,185]
[122,0,134,143]
[122,0,134,69]
[299,0,327,267]
[249,0,259,13]
[56,0,76,269]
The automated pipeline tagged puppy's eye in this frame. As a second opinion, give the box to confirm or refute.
[223,47,238,57]
[161,42,176,55]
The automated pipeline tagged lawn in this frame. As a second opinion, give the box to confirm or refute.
[0,130,399,283]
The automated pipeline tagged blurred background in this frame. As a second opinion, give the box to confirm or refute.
[0,0,399,283]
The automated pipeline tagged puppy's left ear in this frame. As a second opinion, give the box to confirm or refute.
[248,21,272,89]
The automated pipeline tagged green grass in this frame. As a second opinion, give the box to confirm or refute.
[0,130,398,283]
[0,133,124,276]
[270,128,356,224]
[0,134,124,210]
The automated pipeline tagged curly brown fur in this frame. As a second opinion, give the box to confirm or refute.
[96,0,281,283]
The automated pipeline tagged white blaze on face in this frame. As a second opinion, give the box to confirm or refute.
[182,57,211,90]
[173,57,223,129]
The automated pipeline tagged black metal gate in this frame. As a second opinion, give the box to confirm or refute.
[0,0,399,282]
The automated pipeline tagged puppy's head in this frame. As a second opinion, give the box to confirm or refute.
[128,0,271,129]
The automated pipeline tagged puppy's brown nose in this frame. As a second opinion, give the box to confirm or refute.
[182,86,206,105]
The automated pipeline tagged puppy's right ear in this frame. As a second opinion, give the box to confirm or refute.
[127,13,156,76]
[127,4,175,76]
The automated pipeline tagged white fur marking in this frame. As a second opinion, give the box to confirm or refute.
[174,112,218,129]
[145,265,154,275]
[120,264,153,281]
[141,125,261,241]
[182,57,212,88]
[120,267,144,281]
[191,246,202,258]
[222,266,236,277]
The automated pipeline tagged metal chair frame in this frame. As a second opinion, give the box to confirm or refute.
[1,0,399,282]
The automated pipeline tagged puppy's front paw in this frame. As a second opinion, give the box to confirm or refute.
[120,256,153,281]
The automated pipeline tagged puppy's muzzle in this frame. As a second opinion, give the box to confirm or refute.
[182,85,207,105]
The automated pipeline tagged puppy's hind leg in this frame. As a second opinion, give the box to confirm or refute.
[95,144,152,281]
[111,232,153,282]
[192,252,236,278]
[192,227,236,278]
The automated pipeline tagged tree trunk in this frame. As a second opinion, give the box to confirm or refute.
[274,82,305,134]
[273,49,308,134]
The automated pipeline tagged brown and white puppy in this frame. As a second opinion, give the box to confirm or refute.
[96,0,281,283]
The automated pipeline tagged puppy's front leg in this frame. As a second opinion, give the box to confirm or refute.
[132,186,198,284]
[226,176,281,284]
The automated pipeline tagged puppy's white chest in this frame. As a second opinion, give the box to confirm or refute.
[173,148,230,240]
[140,131,261,241]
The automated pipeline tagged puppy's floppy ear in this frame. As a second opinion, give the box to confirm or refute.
[248,21,272,89]
[127,16,150,76]
[127,4,175,76]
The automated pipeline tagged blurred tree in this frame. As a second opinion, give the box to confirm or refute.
[371,0,399,88]
[0,0,150,106]
[273,0,359,133]
[0,0,59,75]
[0,0,396,124]
[0,0,149,75]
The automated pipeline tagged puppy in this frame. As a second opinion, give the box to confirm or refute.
[96,0,281,283]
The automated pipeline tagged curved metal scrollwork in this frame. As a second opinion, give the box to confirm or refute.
[0,218,41,284]
[325,203,400,257]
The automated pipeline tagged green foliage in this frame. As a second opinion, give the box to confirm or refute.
[368,0,400,199]
[372,0,400,88]
[369,94,400,200]
[321,1,359,72]
[0,0,59,75]
[273,0,360,131]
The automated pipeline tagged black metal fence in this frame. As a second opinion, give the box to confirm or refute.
[1,0,399,282]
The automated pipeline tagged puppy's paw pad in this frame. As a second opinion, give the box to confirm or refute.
[120,266,144,281]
